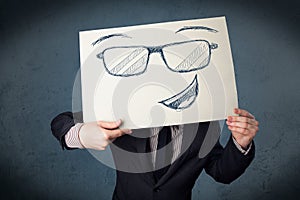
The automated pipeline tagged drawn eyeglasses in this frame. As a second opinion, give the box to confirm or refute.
[96,39,218,77]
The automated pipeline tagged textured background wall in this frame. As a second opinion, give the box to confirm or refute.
[0,0,299,199]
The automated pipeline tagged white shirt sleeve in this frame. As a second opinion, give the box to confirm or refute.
[64,123,84,149]
[232,136,252,155]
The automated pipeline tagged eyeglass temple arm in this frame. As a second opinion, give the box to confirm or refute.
[97,52,104,59]
[210,43,218,50]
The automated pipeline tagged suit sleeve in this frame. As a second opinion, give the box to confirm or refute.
[204,136,255,184]
[50,111,81,150]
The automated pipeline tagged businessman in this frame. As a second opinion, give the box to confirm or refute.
[51,108,259,200]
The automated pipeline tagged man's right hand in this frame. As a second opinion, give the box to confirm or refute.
[78,120,132,150]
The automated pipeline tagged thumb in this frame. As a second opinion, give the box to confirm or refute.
[97,119,122,130]
[106,128,132,140]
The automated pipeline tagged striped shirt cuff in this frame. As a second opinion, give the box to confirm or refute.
[232,136,252,155]
[65,123,84,149]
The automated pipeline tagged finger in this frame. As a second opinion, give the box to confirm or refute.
[226,120,259,128]
[97,119,122,130]
[228,124,258,136]
[228,126,250,135]
[227,116,258,125]
[227,116,249,123]
[105,129,132,140]
[227,121,249,129]
[229,123,259,133]
[234,108,255,119]
[97,147,105,151]
[100,140,109,148]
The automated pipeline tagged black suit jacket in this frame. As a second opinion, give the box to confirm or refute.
[51,112,255,200]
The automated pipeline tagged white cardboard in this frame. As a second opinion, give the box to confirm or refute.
[79,16,238,129]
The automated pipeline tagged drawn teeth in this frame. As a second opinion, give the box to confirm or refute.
[158,74,199,111]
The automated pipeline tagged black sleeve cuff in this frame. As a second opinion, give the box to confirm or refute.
[50,111,76,150]
[225,136,255,167]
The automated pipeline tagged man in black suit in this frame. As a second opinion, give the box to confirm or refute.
[51,108,259,200]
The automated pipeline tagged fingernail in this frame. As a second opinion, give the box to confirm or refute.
[228,116,232,121]
[128,130,132,134]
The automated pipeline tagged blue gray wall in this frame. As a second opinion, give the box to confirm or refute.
[0,0,299,199]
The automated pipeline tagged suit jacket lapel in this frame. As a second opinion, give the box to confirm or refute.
[134,123,209,187]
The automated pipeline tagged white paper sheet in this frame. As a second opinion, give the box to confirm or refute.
[79,16,238,129]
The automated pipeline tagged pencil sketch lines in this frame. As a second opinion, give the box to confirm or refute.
[96,40,218,77]
[159,74,199,111]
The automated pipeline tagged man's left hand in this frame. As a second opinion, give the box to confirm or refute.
[226,108,259,149]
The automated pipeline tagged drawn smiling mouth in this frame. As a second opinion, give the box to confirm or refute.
[158,74,199,111]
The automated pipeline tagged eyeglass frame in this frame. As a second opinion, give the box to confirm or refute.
[96,39,218,77]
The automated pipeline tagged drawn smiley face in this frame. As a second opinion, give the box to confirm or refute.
[94,27,218,111]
